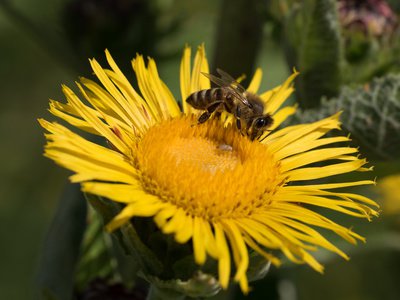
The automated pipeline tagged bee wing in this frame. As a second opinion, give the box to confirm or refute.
[201,72,230,88]
[216,68,247,94]
[201,70,251,107]
[229,87,251,107]
[216,69,250,107]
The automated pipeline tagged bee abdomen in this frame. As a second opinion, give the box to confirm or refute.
[186,88,223,109]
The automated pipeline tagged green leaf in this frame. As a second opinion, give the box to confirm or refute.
[74,210,115,291]
[36,183,87,300]
[87,195,163,279]
[119,224,164,277]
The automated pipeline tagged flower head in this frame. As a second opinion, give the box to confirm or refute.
[40,45,378,293]
[338,0,398,37]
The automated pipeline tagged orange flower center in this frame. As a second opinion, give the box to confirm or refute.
[135,115,285,220]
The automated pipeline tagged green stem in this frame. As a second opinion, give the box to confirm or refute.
[146,284,186,300]
[212,0,266,80]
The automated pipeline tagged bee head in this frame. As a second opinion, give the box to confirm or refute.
[248,115,273,141]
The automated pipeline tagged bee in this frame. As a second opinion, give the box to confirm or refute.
[186,68,273,141]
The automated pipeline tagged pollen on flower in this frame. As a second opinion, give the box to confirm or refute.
[134,115,284,220]
[167,136,240,174]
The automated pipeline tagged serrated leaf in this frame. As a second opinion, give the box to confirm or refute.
[294,73,400,160]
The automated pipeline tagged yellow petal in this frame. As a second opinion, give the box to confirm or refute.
[40,120,136,184]
[222,220,249,283]
[148,59,181,117]
[132,55,164,121]
[263,70,299,114]
[174,214,194,244]
[153,205,177,228]
[180,45,192,112]
[280,147,359,172]
[214,223,231,289]
[61,85,129,153]
[191,44,210,93]
[268,105,297,131]
[193,217,207,264]
[286,159,368,181]
[201,221,219,259]
[265,112,341,153]
[106,201,166,231]
[81,182,156,204]
[247,68,262,94]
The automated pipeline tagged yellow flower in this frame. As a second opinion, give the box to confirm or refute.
[379,174,400,215]
[40,45,379,293]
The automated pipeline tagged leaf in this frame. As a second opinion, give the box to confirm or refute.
[87,195,163,279]
[74,210,115,291]
[36,183,88,300]
[119,224,164,277]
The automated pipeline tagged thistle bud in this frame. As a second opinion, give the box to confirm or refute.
[338,0,398,62]
[294,73,400,160]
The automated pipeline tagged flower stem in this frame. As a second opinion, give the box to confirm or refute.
[146,284,186,300]
[213,0,265,79]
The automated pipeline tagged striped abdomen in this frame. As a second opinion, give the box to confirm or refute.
[186,88,226,109]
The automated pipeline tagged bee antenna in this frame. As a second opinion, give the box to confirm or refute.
[258,132,271,143]
[258,135,267,143]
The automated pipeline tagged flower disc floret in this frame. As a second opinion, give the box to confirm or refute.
[135,115,284,220]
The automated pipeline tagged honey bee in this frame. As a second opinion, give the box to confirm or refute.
[186,69,273,141]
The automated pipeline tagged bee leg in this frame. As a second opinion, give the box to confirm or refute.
[198,111,212,124]
[235,106,244,136]
[236,118,241,130]
[198,101,223,124]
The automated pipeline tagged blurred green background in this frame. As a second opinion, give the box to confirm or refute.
[1,0,400,299]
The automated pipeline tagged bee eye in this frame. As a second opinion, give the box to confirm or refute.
[254,118,267,128]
